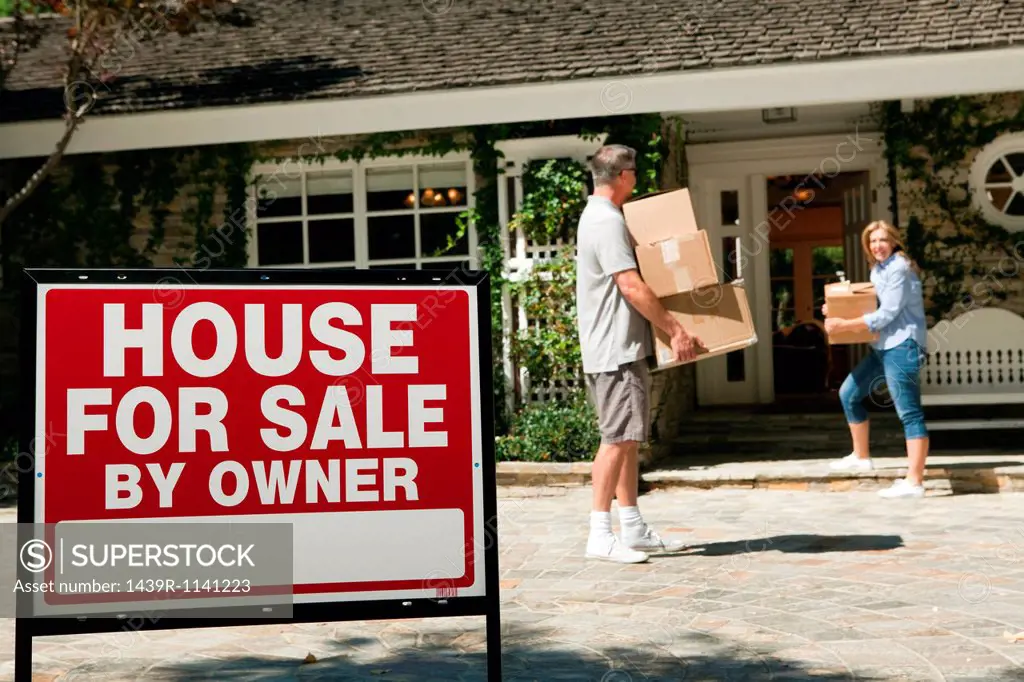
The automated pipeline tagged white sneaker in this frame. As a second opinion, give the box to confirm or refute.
[585,534,649,564]
[622,524,688,555]
[829,452,874,472]
[878,478,925,498]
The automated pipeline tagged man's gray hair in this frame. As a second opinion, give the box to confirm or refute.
[589,144,637,186]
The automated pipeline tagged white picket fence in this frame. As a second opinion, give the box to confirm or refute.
[506,235,582,406]
[503,234,582,408]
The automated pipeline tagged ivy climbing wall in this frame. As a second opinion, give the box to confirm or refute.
[883,92,1024,324]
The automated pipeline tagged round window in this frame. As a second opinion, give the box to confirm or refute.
[969,132,1024,232]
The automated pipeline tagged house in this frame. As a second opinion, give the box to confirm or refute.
[2,0,1024,445]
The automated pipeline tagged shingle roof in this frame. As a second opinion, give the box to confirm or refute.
[2,0,1024,123]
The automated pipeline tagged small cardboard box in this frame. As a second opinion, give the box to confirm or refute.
[622,188,700,244]
[649,280,758,372]
[824,281,879,345]
[633,232,720,299]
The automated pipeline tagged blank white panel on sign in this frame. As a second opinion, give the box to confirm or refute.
[67,508,467,584]
[289,508,467,583]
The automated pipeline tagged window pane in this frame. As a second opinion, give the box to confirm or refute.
[307,170,354,215]
[367,167,414,211]
[989,187,1014,212]
[1008,192,1024,217]
[257,221,303,265]
[418,163,468,208]
[772,281,794,308]
[720,190,739,226]
[721,236,738,282]
[1007,153,1024,177]
[256,177,301,218]
[420,212,468,257]
[726,350,745,382]
[986,158,1013,184]
[812,246,844,277]
[422,260,472,274]
[368,215,415,260]
[812,277,828,319]
[772,308,796,332]
[309,218,355,263]
[770,248,793,277]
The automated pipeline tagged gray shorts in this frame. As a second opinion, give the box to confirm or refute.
[584,359,651,444]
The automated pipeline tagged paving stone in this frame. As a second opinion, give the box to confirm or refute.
[6,488,1024,680]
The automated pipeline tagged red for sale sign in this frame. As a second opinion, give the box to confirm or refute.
[32,282,487,609]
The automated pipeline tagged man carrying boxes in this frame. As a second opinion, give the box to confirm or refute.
[575,144,759,564]
[575,144,701,564]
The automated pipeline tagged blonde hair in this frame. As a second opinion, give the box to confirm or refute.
[861,220,920,274]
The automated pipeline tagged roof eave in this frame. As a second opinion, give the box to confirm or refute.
[1,45,1023,160]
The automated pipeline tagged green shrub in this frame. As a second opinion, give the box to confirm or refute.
[495,393,600,462]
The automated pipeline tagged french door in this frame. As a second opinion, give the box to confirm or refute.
[690,178,761,406]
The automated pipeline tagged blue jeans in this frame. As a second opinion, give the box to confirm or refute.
[839,338,928,440]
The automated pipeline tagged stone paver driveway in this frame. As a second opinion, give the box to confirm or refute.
[3,486,1024,681]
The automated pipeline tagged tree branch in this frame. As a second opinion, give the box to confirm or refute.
[0,102,86,226]
[0,0,247,228]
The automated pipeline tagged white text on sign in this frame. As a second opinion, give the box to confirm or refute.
[65,302,446,511]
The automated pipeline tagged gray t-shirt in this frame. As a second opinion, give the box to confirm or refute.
[575,195,652,374]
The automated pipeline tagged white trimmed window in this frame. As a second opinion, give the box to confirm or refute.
[247,155,477,269]
[969,132,1024,233]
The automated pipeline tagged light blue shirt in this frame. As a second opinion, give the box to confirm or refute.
[862,252,928,351]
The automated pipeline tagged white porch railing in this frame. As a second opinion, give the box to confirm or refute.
[921,306,1024,430]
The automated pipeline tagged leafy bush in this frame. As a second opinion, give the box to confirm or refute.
[508,158,590,244]
[495,393,600,462]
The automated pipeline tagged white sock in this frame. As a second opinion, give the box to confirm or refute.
[618,505,644,530]
[590,511,613,536]
[589,512,610,540]
[587,511,615,553]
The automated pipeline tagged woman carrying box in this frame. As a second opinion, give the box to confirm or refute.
[822,220,930,499]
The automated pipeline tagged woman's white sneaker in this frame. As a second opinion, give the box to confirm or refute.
[622,525,688,555]
[878,478,925,498]
[829,452,874,472]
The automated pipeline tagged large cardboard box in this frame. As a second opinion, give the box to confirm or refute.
[824,281,879,345]
[621,188,758,370]
[650,281,758,371]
